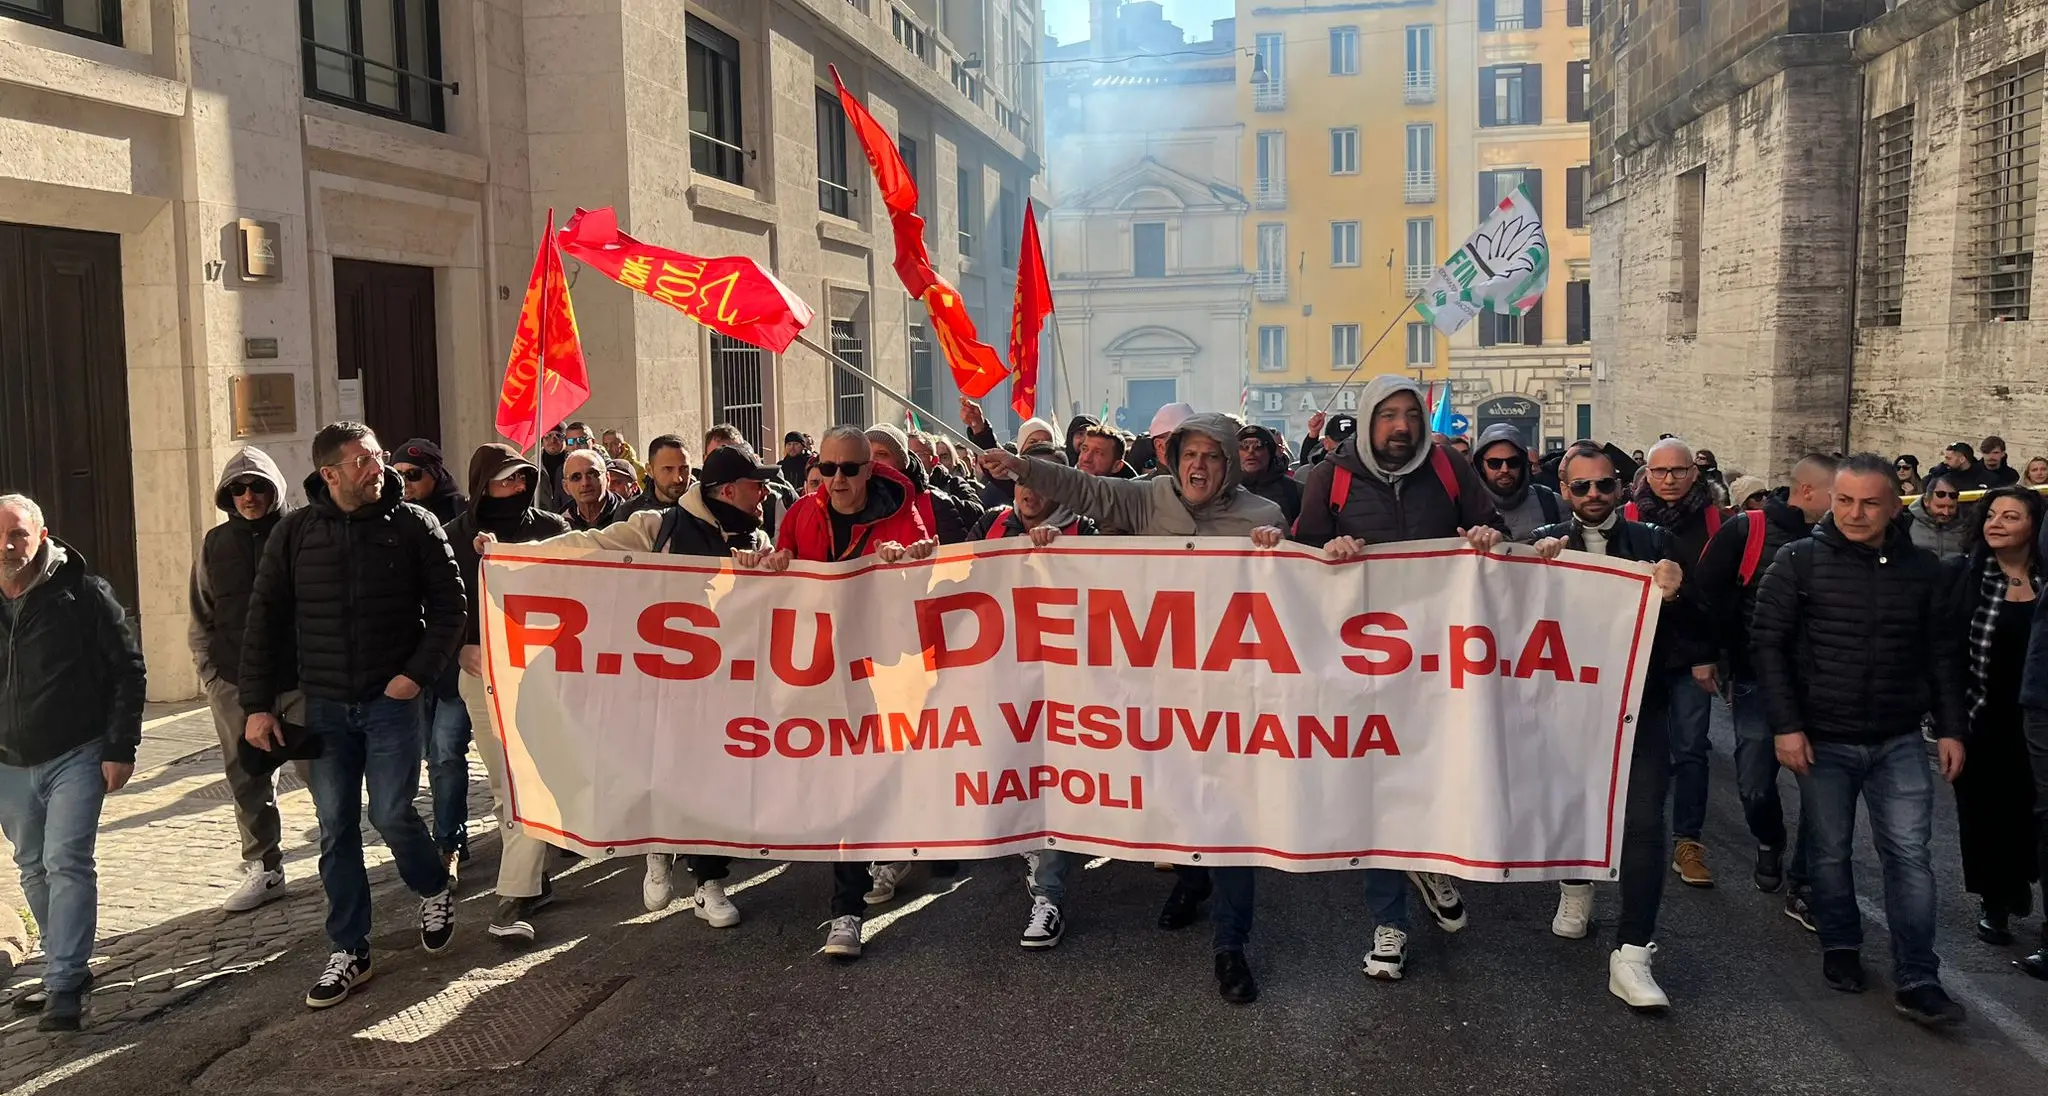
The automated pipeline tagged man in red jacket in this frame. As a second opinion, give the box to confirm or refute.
[770,425,935,960]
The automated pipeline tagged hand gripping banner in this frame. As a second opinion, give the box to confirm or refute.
[479,539,1661,881]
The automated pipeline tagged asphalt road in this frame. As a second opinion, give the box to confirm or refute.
[22,715,2048,1096]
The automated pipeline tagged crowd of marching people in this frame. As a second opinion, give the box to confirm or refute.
[1,383,2045,1035]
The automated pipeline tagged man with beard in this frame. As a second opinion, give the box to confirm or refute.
[0,495,144,1032]
[620,434,692,521]
[558,449,624,531]
[392,438,471,875]
[1472,424,1563,541]
[1237,424,1302,527]
[1626,437,1726,888]
[443,446,569,942]
[1528,445,1697,1010]
[391,439,466,524]
[1076,425,1139,479]
[189,447,302,913]
[780,431,814,489]
[1905,475,1969,562]
[537,426,568,511]
[1293,376,1505,984]
[980,413,1284,1003]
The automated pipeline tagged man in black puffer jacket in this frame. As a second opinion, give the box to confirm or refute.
[1237,424,1302,528]
[240,422,465,1010]
[1750,453,1968,1027]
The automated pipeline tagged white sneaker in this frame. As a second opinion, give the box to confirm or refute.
[223,862,285,913]
[822,915,863,959]
[1408,871,1469,933]
[642,854,674,912]
[865,862,913,905]
[1363,925,1409,980]
[1552,882,1594,939]
[694,880,740,928]
[1609,943,1671,1011]
[1020,897,1064,949]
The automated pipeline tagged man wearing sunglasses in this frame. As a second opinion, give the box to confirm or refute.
[558,449,624,531]
[390,439,466,525]
[189,446,304,916]
[1473,423,1564,541]
[1529,442,1700,1011]
[1906,474,1969,562]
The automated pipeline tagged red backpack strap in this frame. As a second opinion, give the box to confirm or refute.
[1328,465,1353,516]
[1429,446,1460,504]
[1705,505,1723,537]
[1737,513,1769,585]
[983,507,1016,540]
[1623,501,1639,522]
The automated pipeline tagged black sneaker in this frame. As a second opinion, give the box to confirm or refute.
[1976,903,2014,946]
[305,951,372,1009]
[12,971,92,1014]
[1823,949,1866,994]
[2019,947,2047,981]
[1785,891,1818,933]
[488,897,537,942]
[420,887,456,953]
[1752,847,1785,893]
[1894,984,1966,1027]
[36,990,82,1033]
[1157,880,1211,930]
[1214,950,1259,1004]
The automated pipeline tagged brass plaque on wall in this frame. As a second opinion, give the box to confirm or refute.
[238,218,282,282]
[232,373,296,439]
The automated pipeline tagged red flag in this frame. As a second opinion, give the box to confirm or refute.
[830,65,1007,398]
[557,207,813,353]
[1008,199,1054,419]
[496,209,589,451]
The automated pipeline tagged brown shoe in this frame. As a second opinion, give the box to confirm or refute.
[1672,839,1714,888]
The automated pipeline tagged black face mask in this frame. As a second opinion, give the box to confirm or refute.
[477,492,528,520]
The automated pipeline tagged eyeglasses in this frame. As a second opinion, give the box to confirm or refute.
[564,471,601,483]
[1483,456,1526,471]
[565,436,591,447]
[1568,477,1621,497]
[398,467,428,483]
[226,481,272,497]
[1645,466,1693,479]
[323,452,386,472]
[815,460,869,479]
[1929,489,1959,500]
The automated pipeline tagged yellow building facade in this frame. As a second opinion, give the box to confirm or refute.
[1237,0,1451,440]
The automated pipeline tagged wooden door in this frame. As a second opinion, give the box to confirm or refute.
[333,258,440,446]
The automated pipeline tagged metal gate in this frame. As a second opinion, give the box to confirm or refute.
[830,320,868,427]
[709,332,765,452]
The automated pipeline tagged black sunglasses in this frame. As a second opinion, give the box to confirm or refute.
[399,467,428,483]
[226,481,272,497]
[1483,456,1526,471]
[816,460,869,478]
[1568,477,1621,497]
[564,471,601,483]
[1929,489,1959,500]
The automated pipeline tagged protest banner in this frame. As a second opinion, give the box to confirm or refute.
[479,539,1661,882]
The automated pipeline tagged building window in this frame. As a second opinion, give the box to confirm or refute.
[302,0,446,130]
[1134,221,1167,277]
[1406,322,1434,367]
[1575,402,1592,440]
[899,134,923,220]
[1481,64,1541,127]
[1330,26,1359,76]
[816,88,853,218]
[1675,165,1706,335]
[687,18,746,185]
[1405,218,1435,293]
[1254,130,1286,207]
[1971,56,2041,322]
[1478,302,1542,347]
[1567,60,1589,123]
[709,333,766,453]
[1405,24,1434,83]
[1331,324,1361,368]
[1331,221,1361,267]
[1566,165,1588,229]
[1257,325,1288,371]
[909,322,935,412]
[1480,0,1540,32]
[1567,0,1586,27]
[1330,128,1360,175]
[1405,123,1435,201]
[1862,106,1913,327]
[0,0,117,43]
[1254,32,1284,109]
[1479,168,1541,220]
[1566,280,1591,344]
[999,185,1019,267]
[958,168,979,256]
[830,320,868,426]
[1256,223,1288,299]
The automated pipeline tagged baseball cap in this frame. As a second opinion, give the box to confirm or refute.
[605,459,635,478]
[783,430,806,445]
[699,444,781,488]
[491,458,538,483]
[1327,413,1359,440]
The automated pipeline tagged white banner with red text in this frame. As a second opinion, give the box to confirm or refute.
[479,537,1661,882]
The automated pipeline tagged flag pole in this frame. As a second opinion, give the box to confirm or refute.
[532,208,556,462]
[791,332,983,454]
[1049,312,1078,419]
[1318,289,1424,416]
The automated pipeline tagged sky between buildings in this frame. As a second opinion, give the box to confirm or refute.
[1041,0,1239,48]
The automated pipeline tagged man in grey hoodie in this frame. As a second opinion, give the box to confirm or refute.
[1905,476,1969,561]
[1472,423,1563,542]
[188,446,304,914]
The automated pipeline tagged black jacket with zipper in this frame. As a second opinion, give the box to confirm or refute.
[239,467,466,713]
[1749,516,1964,743]
[1529,516,1716,679]
[0,539,145,767]
[1691,495,1815,679]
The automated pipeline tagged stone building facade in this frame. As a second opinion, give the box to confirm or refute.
[0,0,1042,700]
[1589,0,2048,479]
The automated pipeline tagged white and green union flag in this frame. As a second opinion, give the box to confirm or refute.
[1414,187,1549,336]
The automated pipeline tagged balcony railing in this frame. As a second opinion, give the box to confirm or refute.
[1254,80,1286,111]
[1252,177,1288,209]
[892,6,934,65]
[1403,170,1437,203]
[1404,70,1436,104]
[1254,269,1289,301]
[1405,264,1434,294]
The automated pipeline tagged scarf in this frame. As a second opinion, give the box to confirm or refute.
[1967,554,2041,722]
[1629,477,1712,529]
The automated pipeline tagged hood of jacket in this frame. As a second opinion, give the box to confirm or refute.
[303,466,405,522]
[1473,423,1531,503]
[1349,376,1435,482]
[214,446,289,517]
[1064,415,1101,461]
[1908,497,1959,531]
[1161,412,1256,520]
[6,537,73,601]
[463,444,542,525]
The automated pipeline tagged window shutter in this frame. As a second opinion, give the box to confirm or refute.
[1567,61,1586,122]
[1523,63,1543,125]
[1478,171,1495,222]
[1566,167,1585,228]
[1566,281,1588,344]
[1524,0,1543,29]
[1525,168,1544,219]
[1523,295,1545,345]
[1479,69,1497,127]
[1568,0,1585,26]
[1479,313,1499,347]
[1479,0,1497,31]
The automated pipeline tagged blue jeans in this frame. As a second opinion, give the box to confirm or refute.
[1666,669,1712,840]
[1798,734,1942,990]
[1364,869,1409,933]
[307,696,451,956]
[1732,680,1810,887]
[420,694,472,855]
[1027,850,1083,906]
[1209,867,1256,953]
[0,740,106,993]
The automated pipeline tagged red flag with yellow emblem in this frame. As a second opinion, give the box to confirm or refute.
[556,207,813,353]
[1008,199,1053,419]
[496,209,589,451]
